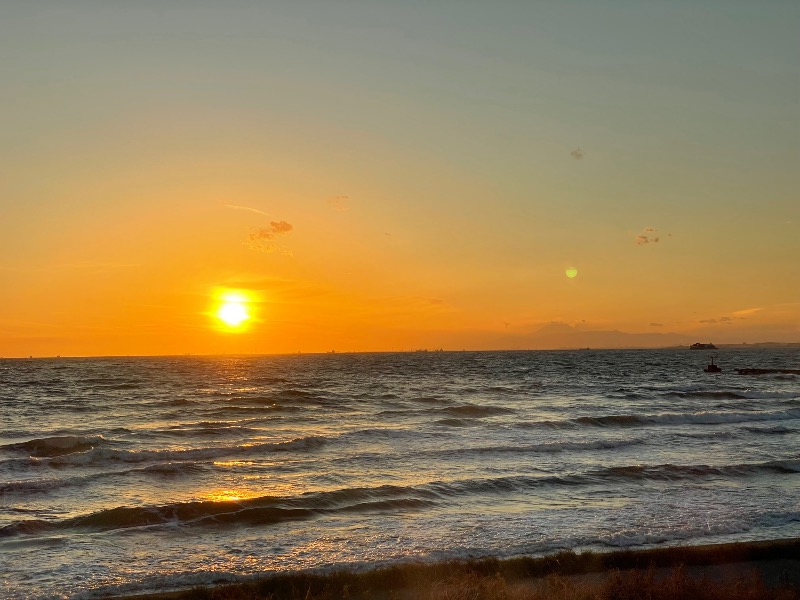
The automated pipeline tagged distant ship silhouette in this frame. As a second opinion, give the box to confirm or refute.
[691,342,717,350]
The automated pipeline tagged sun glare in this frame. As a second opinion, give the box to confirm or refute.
[218,302,248,326]
[212,290,255,331]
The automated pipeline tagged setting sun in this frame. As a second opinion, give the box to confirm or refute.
[213,291,254,331]
[218,302,248,326]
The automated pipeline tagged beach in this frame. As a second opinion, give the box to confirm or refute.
[114,538,800,599]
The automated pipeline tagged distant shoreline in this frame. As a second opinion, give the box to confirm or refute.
[3,343,800,360]
[109,538,800,599]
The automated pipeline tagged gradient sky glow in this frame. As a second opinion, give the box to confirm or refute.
[1,1,798,356]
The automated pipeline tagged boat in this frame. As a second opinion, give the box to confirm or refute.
[691,343,717,350]
[703,356,722,373]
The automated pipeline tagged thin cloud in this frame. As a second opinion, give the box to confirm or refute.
[635,227,669,245]
[699,314,744,325]
[250,221,293,241]
[224,204,271,217]
[650,323,663,327]
[248,221,294,253]
[733,307,762,318]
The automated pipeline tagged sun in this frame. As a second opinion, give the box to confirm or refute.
[218,301,249,326]
[212,290,255,331]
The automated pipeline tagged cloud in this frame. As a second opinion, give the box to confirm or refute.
[250,221,293,241]
[570,148,584,160]
[650,323,663,327]
[733,307,762,318]
[699,314,742,326]
[327,196,350,212]
[224,204,270,216]
[635,227,669,245]
[248,221,294,253]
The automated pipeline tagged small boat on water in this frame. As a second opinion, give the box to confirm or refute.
[704,356,722,373]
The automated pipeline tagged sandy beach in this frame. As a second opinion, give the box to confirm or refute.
[112,538,800,599]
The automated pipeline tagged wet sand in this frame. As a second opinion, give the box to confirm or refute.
[111,537,800,599]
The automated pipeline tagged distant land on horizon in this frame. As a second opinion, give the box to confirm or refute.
[3,325,799,360]
[498,323,800,352]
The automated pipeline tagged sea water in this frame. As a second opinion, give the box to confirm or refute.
[1,349,799,599]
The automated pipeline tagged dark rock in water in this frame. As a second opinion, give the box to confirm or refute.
[735,368,800,375]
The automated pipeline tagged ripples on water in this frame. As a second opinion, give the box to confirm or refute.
[1,349,799,598]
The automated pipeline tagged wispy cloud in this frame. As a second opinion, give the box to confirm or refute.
[635,227,671,245]
[250,221,293,239]
[699,312,754,325]
[224,204,271,217]
[733,307,762,318]
[248,221,294,253]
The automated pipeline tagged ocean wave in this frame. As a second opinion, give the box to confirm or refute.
[671,390,749,400]
[425,458,800,497]
[0,474,99,495]
[742,425,797,435]
[433,418,477,427]
[667,388,798,401]
[155,423,261,437]
[593,458,800,482]
[0,483,438,537]
[340,427,417,441]
[0,462,210,495]
[43,435,326,466]
[437,404,516,418]
[428,438,642,458]
[375,403,516,419]
[574,408,800,428]
[515,407,800,430]
[1,435,106,458]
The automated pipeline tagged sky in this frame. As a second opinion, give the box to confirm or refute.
[1,1,798,357]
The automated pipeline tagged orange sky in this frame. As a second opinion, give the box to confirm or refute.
[1,3,798,357]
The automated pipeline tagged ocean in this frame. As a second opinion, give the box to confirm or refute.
[1,348,799,599]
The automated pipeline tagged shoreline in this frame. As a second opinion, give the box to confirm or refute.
[108,537,800,599]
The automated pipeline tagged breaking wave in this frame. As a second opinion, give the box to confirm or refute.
[1,435,106,458]
[5,458,797,538]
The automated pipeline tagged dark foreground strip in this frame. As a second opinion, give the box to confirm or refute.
[110,538,800,600]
